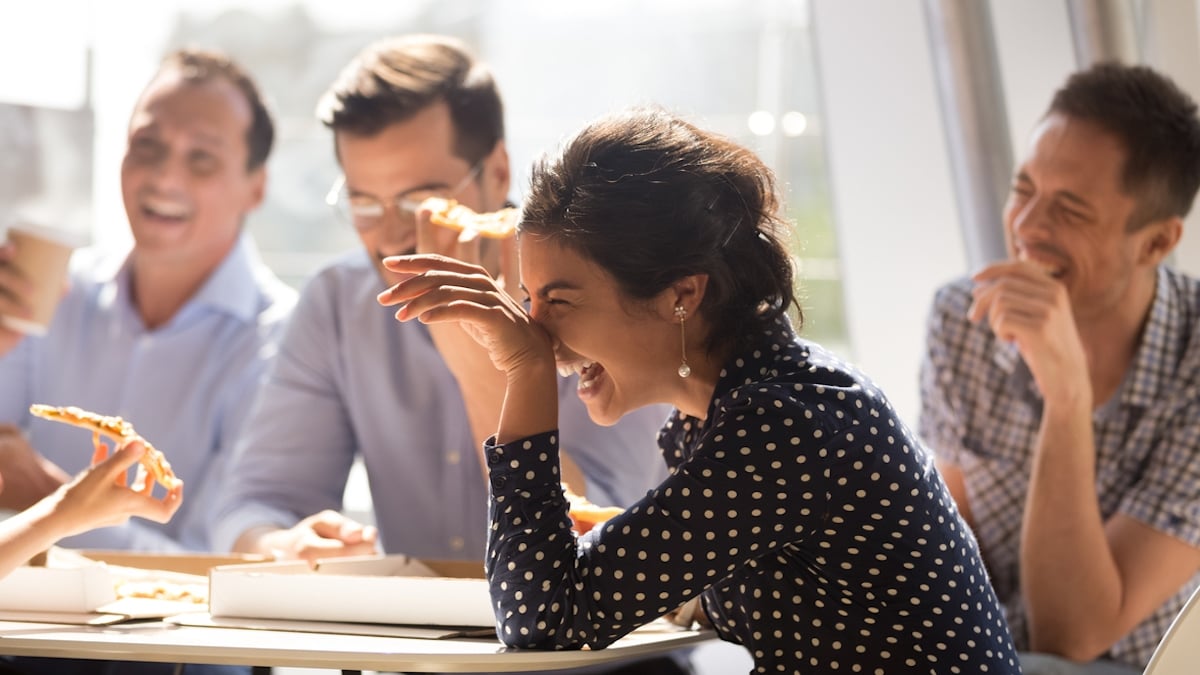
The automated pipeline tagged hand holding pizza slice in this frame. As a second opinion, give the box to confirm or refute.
[29,404,182,494]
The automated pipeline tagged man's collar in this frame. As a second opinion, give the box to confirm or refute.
[108,233,262,326]
[1122,266,1178,408]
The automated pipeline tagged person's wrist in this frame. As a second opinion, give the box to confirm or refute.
[27,492,77,541]
[497,360,559,444]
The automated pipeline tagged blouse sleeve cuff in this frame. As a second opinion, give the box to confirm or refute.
[483,430,563,495]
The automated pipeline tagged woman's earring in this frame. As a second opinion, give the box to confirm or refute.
[675,305,691,378]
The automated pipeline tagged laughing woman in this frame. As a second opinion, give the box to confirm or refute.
[379,108,1020,674]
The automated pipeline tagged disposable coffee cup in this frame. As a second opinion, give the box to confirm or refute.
[0,223,82,336]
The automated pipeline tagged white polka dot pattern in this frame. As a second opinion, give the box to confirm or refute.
[484,320,1020,674]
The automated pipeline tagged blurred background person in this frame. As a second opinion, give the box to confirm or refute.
[920,62,1200,675]
[0,48,295,553]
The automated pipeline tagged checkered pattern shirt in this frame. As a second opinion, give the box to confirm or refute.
[918,265,1200,669]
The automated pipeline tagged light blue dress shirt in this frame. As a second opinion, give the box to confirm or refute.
[211,249,671,560]
[0,234,296,552]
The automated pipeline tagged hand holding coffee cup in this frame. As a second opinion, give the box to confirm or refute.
[0,224,80,348]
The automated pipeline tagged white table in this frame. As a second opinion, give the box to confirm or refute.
[0,618,712,672]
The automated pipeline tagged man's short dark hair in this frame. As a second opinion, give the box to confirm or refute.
[315,34,505,165]
[1048,62,1200,229]
[154,48,275,171]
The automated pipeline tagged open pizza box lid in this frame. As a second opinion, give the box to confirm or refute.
[207,554,494,630]
[0,547,269,624]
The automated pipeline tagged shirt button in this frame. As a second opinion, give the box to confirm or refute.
[490,475,506,489]
[446,451,461,465]
[449,536,465,551]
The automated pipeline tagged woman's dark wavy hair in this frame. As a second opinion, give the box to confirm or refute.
[520,108,799,357]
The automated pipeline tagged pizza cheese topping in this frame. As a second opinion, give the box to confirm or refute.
[29,404,181,492]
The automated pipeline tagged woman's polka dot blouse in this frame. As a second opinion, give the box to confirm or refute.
[483,319,1020,674]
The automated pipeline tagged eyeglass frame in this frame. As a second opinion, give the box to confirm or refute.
[324,160,484,232]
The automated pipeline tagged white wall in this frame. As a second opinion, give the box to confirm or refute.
[1143,0,1200,274]
[988,0,1076,160]
[810,0,965,424]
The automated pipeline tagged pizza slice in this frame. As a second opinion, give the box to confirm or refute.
[29,404,182,492]
[563,486,624,535]
[422,197,518,239]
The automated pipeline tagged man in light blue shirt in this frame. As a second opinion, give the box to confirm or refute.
[0,48,295,554]
[212,35,670,566]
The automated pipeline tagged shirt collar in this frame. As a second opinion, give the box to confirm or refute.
[664,314,797,447]
[107,233,263,326]
[704,314,798,419]
[1122,265,1179,407]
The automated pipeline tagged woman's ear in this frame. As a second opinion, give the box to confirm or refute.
[668,274,709,319]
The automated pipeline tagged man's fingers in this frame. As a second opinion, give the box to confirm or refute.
[307,510,373,544]
[0,248,35,314]
[454,227,483,263]
[972,259,1057,283]
[497,235,520,300]
[414,204,439,253]
[294,538,378,565]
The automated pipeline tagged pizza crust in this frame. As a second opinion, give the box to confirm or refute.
[423,197,518,239]
[29,404,182,491]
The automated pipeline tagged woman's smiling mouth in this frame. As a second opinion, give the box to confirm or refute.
[558,360,603,392]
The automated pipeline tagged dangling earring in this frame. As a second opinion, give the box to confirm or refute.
[674,305,691,378]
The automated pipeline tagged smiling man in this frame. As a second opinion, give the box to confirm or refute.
[919,63,1200,675]
[0,48,295,553]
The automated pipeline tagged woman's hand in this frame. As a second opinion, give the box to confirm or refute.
[377,254,554,375]
[378,254,561,444]
[46,437,184,538]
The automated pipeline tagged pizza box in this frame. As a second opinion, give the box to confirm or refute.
[79,549,271,577]
[208,554,495,628]
[0,548,270,620]
[0,559,113,614]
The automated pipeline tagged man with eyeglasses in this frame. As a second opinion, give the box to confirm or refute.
[211,38,683,673]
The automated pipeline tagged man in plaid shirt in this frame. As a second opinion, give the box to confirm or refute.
[920,62,1200,675]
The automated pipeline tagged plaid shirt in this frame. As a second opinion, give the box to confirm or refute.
[918,265,1200,669]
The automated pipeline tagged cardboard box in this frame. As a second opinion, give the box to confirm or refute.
[80,550,270,577]
[0,548,269,619]
[0,563,113,613]
[208,554,494,627]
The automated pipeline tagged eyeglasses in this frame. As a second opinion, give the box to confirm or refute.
[325,161,484,232]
